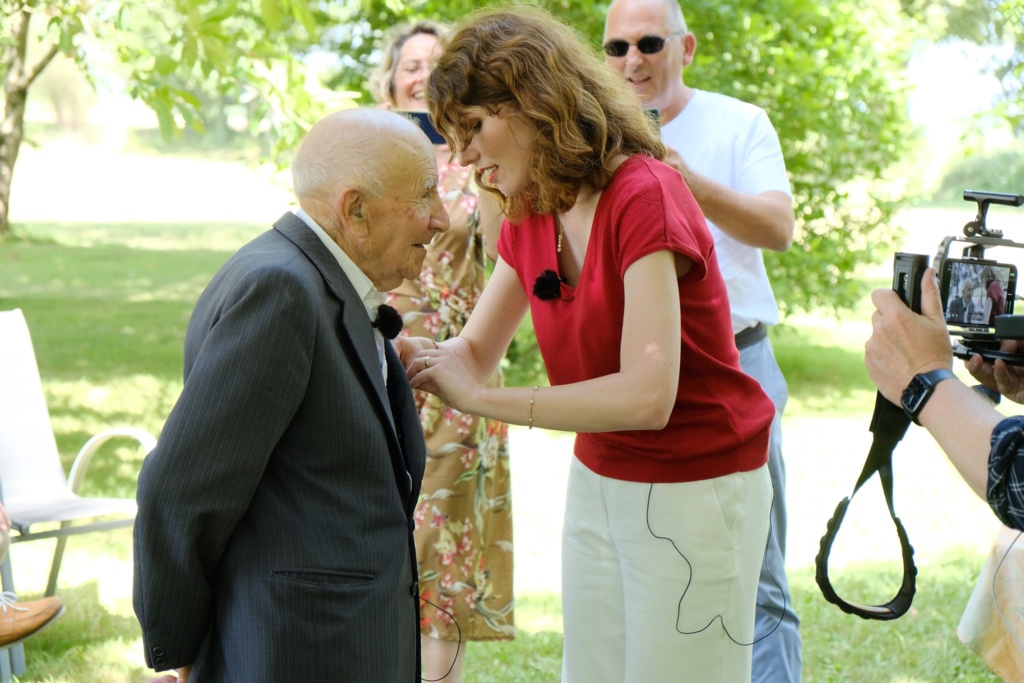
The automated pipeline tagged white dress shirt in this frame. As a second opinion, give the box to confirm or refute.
[292,208,388,385]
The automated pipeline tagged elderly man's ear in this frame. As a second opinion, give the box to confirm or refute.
[338,188,371,235]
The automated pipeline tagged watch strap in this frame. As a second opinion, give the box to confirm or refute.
[902,368,956,424]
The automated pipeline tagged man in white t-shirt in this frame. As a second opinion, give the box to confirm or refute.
[604,1,800,681]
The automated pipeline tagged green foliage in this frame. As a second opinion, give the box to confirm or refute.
[504,314,548,389]
[106,0,354,160]
[678,0,914,314]
[935,146,1024,201]
[904,0,1024,135]
[327,0,914,315]
[792,552,1002,682]
[0,1,361,237]
[6,0,917,311]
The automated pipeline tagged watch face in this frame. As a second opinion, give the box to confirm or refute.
[901,374,933,421]
[901,376,928,414]
[900,369,955,422]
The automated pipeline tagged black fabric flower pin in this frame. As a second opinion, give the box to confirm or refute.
[533,269,566,301]
[372,304,404,340]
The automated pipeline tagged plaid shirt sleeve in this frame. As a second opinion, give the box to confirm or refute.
[988,417,1024,531]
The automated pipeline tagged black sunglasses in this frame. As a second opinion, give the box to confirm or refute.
[603,31,683,58]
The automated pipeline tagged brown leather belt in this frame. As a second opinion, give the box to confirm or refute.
[734,322,768,350]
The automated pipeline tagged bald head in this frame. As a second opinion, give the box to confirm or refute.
[290,107,449,291]
[292,108,433,214]
[606,0,687,36]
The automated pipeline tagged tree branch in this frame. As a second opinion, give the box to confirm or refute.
[24,42,60,89]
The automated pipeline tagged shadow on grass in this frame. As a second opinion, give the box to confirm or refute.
[792,548,1002,682]
[16,581,149,683]
[5,553,1006,681]
[473,553,1005,683]
[1,239,233,382]
[1,232,246,496]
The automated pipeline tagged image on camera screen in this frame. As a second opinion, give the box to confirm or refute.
[941,258,1017,334]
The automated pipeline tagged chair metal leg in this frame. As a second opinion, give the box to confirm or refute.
[0,555,26,679]
[0,645,24,682]
[45,531,69,598]
[0,650,12,682]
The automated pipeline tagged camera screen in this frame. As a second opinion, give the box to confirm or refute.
[942,259,1018,333]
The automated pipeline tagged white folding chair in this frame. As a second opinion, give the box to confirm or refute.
[0,308,156,599]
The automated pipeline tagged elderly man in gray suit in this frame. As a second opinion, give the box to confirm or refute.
[133,108,449,682]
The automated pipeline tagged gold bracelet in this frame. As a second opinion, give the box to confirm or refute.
[528,385,539,430]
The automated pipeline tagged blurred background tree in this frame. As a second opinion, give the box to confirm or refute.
[327,0,916,317]
[5,0,1021,383]
[1,0,354,237]
[900,0,1022,133]
[896,0,1023,224]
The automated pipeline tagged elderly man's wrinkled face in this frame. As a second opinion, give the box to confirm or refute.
[359,135,450,290]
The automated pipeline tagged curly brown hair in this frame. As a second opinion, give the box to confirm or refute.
[427,5,664,220]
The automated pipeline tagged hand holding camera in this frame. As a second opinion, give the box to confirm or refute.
[866,267,953,406]
[825,190,1024,623]
[965,338,1024,403]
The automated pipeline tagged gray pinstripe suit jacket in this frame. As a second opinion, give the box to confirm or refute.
[133,213,426,682]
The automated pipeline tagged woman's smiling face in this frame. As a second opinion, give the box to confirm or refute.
[392,32,441,110]
[455,107,538,199]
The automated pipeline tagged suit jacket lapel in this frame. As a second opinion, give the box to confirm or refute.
[271,213,421,511]
[385,343,424,510]
[271,213,397,431]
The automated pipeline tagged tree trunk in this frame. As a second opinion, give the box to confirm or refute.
[1,7,59,237]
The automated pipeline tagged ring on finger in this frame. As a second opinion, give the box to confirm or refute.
[424,355,432,368]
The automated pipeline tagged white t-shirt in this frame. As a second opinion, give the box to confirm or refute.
[661,89,792,333]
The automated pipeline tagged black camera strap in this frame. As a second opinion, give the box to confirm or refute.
[814,392,917,620]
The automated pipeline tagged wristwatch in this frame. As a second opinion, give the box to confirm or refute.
[900,368,957,424]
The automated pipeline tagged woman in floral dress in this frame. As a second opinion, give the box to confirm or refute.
[369,20,514,682]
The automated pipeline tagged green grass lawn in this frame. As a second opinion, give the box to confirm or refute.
[0,220,1008,682]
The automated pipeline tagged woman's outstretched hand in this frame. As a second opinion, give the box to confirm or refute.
[409,337,484,414]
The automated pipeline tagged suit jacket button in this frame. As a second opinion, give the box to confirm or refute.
[154,656,168,668]
[153,647,165,657]
[411,580,420,597]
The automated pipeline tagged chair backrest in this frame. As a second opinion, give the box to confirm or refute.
[0,309,69,508]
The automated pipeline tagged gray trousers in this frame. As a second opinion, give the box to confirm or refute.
[741,336,802,683]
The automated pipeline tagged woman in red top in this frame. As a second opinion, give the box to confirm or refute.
[399,7,774,682]
[982,265,1007,325]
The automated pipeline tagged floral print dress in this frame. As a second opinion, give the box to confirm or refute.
[387,159,515,642]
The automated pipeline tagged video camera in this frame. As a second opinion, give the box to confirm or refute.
[894,189,1024,364]
[816,190,1024,622]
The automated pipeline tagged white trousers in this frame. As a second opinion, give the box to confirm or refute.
[560,457,772,683]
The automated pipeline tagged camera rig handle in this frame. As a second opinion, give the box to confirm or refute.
[962,189,1024,239]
